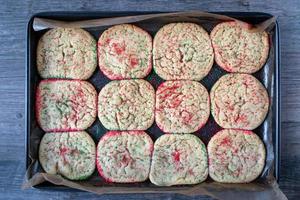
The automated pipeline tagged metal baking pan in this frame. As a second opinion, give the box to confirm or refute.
[25,11,280,190]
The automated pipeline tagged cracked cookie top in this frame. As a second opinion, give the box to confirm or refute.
[149,134,208,186]
[36,80,97,132]
[98,24,152,80]
[96,131,153,183]
[98,79,155,130]
[210,73,269,130]
[208,129,266,183]
[210,21,269,73]
[153,23,214,81]
[37,28,97,79]
[39,131,96,180]
[155,81,210,133]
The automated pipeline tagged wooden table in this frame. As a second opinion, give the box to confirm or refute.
[0,0,299,199]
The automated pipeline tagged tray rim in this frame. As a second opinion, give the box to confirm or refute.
[25,11,281,190]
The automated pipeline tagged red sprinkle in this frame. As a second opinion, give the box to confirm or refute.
[112,42,126,55]
[235,114,247,123]
[244,77,253,87]
[169,97,182,108]
[129,56,139,67]
[233,148,238,154]
[243,130,253,135]
[59,147,68,155]
[158,83,181,96]
[220,137,232,146]
[121,155,129,165]
[227,105,234,111]
[188,169,194,175]
[59,147,69,164]
[105,38,111,45]
[172,150,180,162]
[182,110,193,124]
[102,131,122,140]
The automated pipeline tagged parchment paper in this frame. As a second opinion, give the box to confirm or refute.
[23,11,286,200]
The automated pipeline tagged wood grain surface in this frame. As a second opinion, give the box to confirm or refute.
[0,0,299,199]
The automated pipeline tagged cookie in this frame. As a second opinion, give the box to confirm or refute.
[149,134,208,186]
[153,23,214,80]
[98,79,155,130]
[36,80,97,132]
[37,28,97,79]
[96,131,153,183]
[210,73,269,130]
[155,81,210,133]
[208,129,266,183]
[210,21,269,73]
[39,131,96,180]
[98,24,152,80]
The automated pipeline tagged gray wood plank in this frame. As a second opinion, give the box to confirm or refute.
[0,0,299,199]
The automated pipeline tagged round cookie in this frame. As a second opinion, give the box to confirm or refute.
[208,129,266,183]
[155,81,210,133]
[98,24,152,80]
[37,28,97,79]
[36,80,97,132]
[39,131,96,180]
[210,21,269,73]
[153,23,214,80]
[98,79,155,130]
[210,73,269,130]
[96,131,153,183]
[149,134,208,186]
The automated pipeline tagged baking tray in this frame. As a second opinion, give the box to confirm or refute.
[25,11,280,190]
